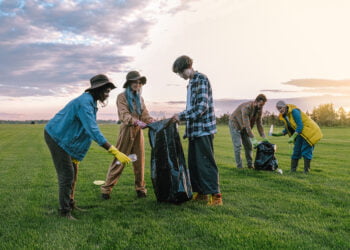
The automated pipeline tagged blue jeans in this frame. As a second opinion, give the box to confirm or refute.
[292,135,314,160]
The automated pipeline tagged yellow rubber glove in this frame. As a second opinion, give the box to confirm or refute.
[108,145,131,164]
[288,132,298,144]
[72,158,80,165]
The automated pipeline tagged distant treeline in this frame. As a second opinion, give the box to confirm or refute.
[216,103,350,127]
[1,103,349,126]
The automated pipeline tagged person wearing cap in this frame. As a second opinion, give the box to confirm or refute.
[171,55,223,206]
[272,101,323,173]
[101,71,154,199]
[45,74,131,220]
[228,94,268,169]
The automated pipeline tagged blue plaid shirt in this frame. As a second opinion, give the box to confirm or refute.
[179,72,217,138]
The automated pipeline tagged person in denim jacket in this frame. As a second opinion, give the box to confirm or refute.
[45,74,131,220]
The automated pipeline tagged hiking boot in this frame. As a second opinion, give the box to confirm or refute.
[291,159,299,172]
[304,158,311,173]
[137,191,147,198]
[248,165,255,169]
[207,193,223,206]
[192,192,208,202]
[101,193,111,200]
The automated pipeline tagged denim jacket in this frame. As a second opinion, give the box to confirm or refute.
[45,93,107,161]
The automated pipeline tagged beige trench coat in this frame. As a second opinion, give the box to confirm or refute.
[101,92,153,194]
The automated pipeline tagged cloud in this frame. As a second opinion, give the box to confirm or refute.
[260,89,298,93]
[166,101,186,104]
[166,83,182,87]
[282,79,350,88]
[272,78,350,96]
[0,0,196,97]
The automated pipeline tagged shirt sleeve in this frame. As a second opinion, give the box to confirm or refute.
[241,105,254,138]
[77,101,107,146]
[292,109,303,133]
[256,110,266,138]
[178,78,209,121]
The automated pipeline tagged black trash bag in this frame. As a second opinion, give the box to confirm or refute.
[254,142,279,171]
[148,119,192,203]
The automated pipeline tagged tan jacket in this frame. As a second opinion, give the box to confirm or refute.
[229,101,265,138]
[116,92,153,152]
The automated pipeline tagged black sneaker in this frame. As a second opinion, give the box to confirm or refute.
[101,193,111,200]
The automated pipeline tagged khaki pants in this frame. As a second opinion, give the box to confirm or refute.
[101,126,146,195]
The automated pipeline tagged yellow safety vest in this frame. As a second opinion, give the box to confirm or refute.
[279,104,323,146]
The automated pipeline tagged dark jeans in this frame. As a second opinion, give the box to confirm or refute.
[188,135,220,195]
[44,130,76,213]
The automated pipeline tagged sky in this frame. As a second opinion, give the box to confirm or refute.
[1,0,350,120]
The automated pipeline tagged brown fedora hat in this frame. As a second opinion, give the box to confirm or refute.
[123,71,147,88]
[85,74,116,92]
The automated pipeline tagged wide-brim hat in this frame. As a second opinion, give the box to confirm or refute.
[123,71,147,88]
[85,74,116,92]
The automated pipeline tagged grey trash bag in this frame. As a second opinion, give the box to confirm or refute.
[147,119,192,203]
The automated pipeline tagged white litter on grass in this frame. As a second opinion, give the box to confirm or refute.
[93,180,105,185]
[276,169,283,175]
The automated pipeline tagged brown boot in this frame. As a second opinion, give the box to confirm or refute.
[207,193,223,206]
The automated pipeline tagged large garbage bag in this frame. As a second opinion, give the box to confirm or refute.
[148,119,192,203]
[254,142,279,171]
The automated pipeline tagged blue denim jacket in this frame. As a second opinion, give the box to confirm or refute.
[45,93,107,161]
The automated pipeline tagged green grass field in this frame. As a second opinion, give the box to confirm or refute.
[0,124,349,249]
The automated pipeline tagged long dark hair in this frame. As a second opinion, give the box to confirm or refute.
[86,84,112,107]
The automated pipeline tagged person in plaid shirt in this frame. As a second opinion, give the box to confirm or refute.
[171,55,222,206]
[228,94,269,169]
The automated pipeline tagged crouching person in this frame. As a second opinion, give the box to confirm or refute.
[45,74,131,220]
[272,101,323,173]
